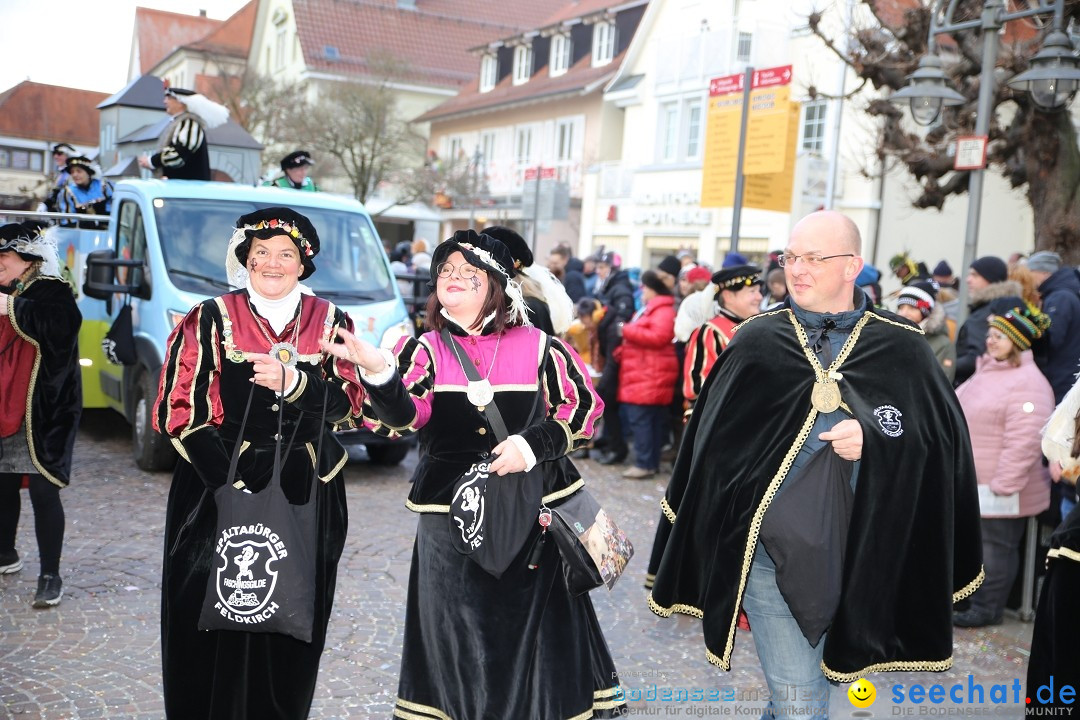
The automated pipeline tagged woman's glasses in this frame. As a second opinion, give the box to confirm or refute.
[436,262,480,279]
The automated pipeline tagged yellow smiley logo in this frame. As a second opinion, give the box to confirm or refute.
[848,678,876,708]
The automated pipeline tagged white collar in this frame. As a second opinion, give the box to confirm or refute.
[440,307,497,335]
[246,280,302,335]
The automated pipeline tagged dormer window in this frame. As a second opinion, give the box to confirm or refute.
[513,45,533,85]
[480,54,498,92]
[592,20,616,66]
[550,33,571,77]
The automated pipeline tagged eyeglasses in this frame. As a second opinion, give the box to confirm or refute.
[436,261,481,279]
[778,252,856,268]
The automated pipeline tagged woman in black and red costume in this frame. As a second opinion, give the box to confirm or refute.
[155,207,365,718]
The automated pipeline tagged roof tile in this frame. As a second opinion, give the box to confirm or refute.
[135,7,222,75]
[0,82,109,145]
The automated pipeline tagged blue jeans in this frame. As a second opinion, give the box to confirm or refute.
[623,403,668,471]
[742,559,830,719]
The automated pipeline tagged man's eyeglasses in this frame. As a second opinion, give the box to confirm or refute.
[778,252,855,268]
[436,261,480,279]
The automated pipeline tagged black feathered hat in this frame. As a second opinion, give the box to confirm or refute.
[233,207,320,280]
[280,150,314,171]
[481,225,532,270]
[430,229,518,289]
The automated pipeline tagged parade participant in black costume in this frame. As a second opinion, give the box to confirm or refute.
[0,222,81,608]
[649,211,983,716]
[155,208,365,718]
[43,143,75,212]
[322,229,626,720]
[138,84,228,181]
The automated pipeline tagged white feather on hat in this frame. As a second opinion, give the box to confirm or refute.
[522,264,573,333]
[177,92,229,129]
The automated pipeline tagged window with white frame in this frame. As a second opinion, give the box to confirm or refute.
[513,45,533,85]
[515,126,534,166]
[556,118,575,162]
[447,136,464,163]
[479,54,498,92]
[481,131,496,166]
[657,97,706,163]
[592,21,616,66]
[550,33,571,77]
[737,32,752,62]
[685,100,703,159]
[801,100,827,152]
[275,28,287,71]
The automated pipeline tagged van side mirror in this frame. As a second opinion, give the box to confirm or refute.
[84,249,147,302]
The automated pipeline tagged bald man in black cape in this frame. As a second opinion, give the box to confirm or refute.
[648,211,983,716]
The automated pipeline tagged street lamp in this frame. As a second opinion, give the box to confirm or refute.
[888,0,1080,318]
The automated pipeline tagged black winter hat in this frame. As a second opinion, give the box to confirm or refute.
[969,256,1008,284]
[481,225,532,270]
[657,255,681,277]
[932,260,953,277]
[65,156,95,176]
[233,207,320,280]
[640,269,672,296]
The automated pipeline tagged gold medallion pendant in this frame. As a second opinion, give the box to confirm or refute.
[811,380,841,413]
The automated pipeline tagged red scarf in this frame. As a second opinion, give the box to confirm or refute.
[0,314,35,437]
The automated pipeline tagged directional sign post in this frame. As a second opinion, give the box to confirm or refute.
[701,64,795,252]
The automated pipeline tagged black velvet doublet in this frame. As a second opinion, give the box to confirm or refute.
[648,302,984,681]
[6,276,82,486]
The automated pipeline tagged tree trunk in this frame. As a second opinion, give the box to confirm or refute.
[1024,108,1080,265]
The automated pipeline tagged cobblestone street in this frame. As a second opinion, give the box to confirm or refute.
[0,410,1036,719]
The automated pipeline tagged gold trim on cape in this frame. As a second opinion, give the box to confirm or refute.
[953,567,985,602]
[821,656,954,683]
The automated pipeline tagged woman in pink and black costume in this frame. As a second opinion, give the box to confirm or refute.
[322,229,626,719]
[154,207,365,718]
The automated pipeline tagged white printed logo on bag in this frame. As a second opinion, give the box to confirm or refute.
[451,460,491,550]
[873,405,904,438]
[211,524,287,624]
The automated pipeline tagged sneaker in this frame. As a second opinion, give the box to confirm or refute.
[32,574,63,609]
[622,466,656,480]
[0,550,22,574]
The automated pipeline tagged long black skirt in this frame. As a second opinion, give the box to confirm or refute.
[395,513,626,720]
[161,449,348,719]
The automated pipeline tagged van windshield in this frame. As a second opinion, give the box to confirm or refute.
[153,198,395,301]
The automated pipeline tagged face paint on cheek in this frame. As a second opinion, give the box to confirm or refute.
[469,276,481,293]
[249,259,258,272]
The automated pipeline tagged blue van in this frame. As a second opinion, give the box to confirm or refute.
[68,179,414,470]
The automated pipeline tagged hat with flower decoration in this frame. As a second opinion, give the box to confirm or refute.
[229,207,319,281]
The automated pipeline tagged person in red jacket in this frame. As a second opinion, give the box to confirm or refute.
[615,270,679,479]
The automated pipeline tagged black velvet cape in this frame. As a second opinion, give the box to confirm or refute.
[648,303,984,682]
[1026,504,1080,707]
[7,276,82,486]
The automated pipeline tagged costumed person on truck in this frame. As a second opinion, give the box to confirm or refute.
[0,222,81,609]
[648,211,984,718]
[263,150,320,192]
[321,229,627,720]
[154,208,365,718]
[138,84,228,181]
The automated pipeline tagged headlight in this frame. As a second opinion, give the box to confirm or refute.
[379,320,413,350]
[168,309,187,329]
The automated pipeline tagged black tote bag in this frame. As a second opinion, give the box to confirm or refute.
[197,383,325,643]
[758,445,853,647]
[445,329,548,579]
[102,299,136,365]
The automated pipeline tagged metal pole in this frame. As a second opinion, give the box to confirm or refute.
[531,164,542,250]
[467,146,480,228]
[954,0,1002,323]
[730,66,754,254]
[825,0,856,210]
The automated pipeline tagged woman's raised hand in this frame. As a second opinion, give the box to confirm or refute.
[320,326,388,374]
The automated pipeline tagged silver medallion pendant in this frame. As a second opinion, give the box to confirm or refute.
[467,379,495,407]
[269,341,299,368]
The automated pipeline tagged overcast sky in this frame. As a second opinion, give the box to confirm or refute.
[0,0,250,95]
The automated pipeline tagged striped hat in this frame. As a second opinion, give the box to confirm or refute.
[989,304,1050,350]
